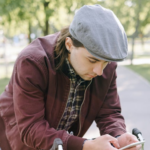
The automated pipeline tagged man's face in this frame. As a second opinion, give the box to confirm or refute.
[65,37,110,80]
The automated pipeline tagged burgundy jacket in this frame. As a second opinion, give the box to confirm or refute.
[0,32,126,150]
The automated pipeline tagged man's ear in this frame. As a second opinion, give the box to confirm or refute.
[65,37,73,52]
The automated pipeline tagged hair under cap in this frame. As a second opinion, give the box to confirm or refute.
[69,4,128,62]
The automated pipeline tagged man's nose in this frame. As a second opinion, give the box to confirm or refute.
[93,64,103,76]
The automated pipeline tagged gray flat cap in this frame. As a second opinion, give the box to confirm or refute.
[69,4,128,62]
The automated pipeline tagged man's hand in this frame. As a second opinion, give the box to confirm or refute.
[117,132,141,150]
[83,134,120,150]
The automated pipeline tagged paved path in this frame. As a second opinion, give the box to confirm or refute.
[83,65,150,150]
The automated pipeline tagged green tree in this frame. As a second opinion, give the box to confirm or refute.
[125,0,150,64]
[97,0,150,64]
[61,0,99,23]
[0,0,60,41]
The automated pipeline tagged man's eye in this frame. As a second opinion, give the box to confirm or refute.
[89,60,97,63]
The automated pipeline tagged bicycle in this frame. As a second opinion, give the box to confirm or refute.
[50,128,145,150]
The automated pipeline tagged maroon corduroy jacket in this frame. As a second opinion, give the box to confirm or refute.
[0,32,126,150]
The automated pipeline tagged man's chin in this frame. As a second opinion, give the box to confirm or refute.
[80,75,93,81]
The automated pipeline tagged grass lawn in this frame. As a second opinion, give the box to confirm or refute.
[126,64,150,83]
[0,78,10,94]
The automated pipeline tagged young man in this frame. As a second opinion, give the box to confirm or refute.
[0,5,140,150]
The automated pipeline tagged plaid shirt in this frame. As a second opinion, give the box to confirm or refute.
[57,58,90,131]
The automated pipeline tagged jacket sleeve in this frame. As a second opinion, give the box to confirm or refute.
[12,55,84,150]
[95,67,126,137]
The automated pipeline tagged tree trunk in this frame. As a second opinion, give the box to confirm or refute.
[28,21,32,43]
[131,37,135,65]
[130,0,141,65]
[140,34,144,51]
[43,1,50,35]
[44,19,49,35]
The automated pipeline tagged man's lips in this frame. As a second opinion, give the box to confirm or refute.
[87,74,97,78]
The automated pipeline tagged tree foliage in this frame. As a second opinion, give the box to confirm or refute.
[0,0,150,39]
[97,0,150,37]
[0,0,59,39]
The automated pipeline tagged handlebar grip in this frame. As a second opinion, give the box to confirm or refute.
[132,128,144,142]
[50,138,63,150]
[132,128,142,137]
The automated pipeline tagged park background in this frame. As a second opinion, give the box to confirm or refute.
[0,0,150,149]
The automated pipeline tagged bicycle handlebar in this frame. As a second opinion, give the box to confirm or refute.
[50,128,145,150]
[50,138,63,150]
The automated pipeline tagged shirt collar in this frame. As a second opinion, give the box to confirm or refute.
[65,58,77,78]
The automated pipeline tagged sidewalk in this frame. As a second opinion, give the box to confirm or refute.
[84,65,150,150]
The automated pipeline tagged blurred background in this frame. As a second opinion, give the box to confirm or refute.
[0,0,150,149]
[0,0,150,80]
